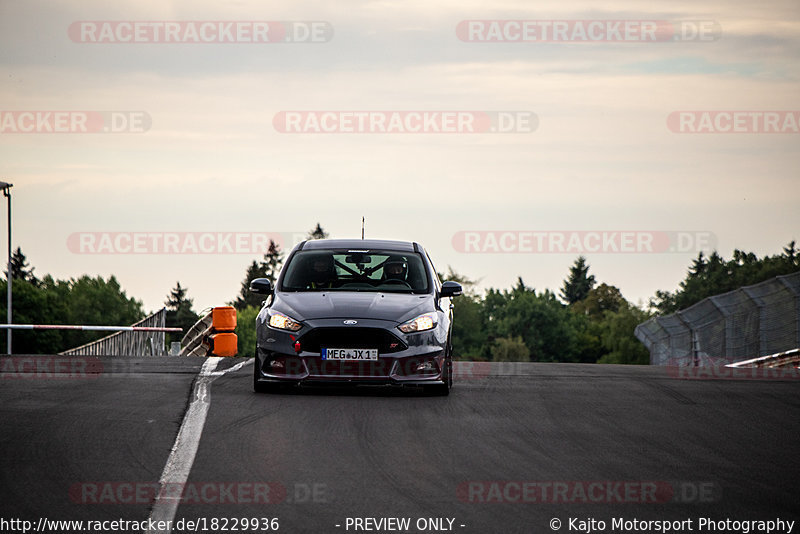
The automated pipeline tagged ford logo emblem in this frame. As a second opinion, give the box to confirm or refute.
[343,320,358,325]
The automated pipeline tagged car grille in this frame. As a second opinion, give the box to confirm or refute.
[306,358,394,377]
[298,327,407,354]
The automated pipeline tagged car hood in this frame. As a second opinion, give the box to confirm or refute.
[273,291,432,322]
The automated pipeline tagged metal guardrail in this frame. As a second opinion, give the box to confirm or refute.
[180,310,213,357]
[177,307,238,357]
[727,348,800,369]
[60,308,171,356]
[636,271,800,365]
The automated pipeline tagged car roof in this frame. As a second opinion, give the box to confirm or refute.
[299,239,418,253]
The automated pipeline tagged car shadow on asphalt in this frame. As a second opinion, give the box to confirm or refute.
[255,384,448,398]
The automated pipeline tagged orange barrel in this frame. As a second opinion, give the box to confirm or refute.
[212,306,237,332]
[210,332,238,357]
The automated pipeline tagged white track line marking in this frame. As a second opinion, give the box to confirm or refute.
[145,357,253,534]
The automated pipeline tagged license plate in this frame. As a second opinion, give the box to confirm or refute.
[321,348,378,361]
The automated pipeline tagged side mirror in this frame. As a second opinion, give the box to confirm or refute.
[249,278,274,295]
[440,281,463,298]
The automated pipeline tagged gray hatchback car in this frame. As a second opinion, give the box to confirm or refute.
[250,238,462,395]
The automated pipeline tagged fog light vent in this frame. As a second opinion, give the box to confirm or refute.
[415,361,437,372]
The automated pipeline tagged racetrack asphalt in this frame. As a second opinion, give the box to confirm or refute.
[1,356,798,534]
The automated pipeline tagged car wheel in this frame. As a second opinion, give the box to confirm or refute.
[253,353,264,393]
[447,347,454,388]
[424,355,451,396]
[253,351,279,393]
[254,378,282,394]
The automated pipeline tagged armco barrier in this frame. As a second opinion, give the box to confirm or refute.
[727,348,800,369]
[636,272,800,365]
[59,308,174,356]
[180,310,212,357]
[180,306,238,357]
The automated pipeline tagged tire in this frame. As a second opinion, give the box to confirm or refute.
[424,353,451,396]
[446,349,454,389]
[253,353,265,393]
[254,378,282,394]
[253,351,286,393]
[253,351,270,393]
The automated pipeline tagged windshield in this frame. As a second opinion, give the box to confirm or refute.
[281,249,430,293]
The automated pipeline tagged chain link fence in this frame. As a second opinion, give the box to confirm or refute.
[59,308,168,356]
[635,271,800,365]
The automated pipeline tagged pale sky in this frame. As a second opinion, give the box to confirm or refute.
[1,0,798,315]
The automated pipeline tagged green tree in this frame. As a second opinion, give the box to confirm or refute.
[235,305,260,357]
[568,283,651,364]
[0,277,67,353]
[4,247,39,286]
[560,256,596,304]
[568,310,603,363]
[784,241,797,263]
[233,260,268,310]
[596,303,651,364]
[490,336,529,362]
[307,223,329,240]
[450,294,486,360]
[63,275,144,349]
[572,283,626,320]
[232,239,284,310]
[165,282,199,345]
[650,242,800,314]
[437,267,486,360]
[485,282,583,362]
[67,275,142,324]
[440,266,481,298]
[262,240,284,283]
[1,274,144,353]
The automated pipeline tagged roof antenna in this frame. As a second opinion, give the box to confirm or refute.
[361,216,365,239]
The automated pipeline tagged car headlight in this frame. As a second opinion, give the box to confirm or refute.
[398,313,437,333]
[268,311,302,331]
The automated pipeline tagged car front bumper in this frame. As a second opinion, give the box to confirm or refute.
[255,317,448,387]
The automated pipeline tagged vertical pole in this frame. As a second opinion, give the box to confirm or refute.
[5,188,11,355]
